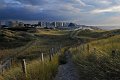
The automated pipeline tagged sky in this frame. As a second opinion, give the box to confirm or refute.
[0,0,120,29]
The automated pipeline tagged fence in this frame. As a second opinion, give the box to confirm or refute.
[0,45,62,76]
[18,46,62,79]
[73,44,118,58]
[0,58,12,74]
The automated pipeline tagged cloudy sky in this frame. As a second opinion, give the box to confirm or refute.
[0,0,120,27]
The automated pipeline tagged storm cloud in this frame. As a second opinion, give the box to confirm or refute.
[0,0,120,26]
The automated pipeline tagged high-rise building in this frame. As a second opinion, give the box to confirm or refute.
[38,21,71,28]
[52,22,57,27]
[41,22,46,27]
[56,22,63,27]
[62,22,69,27]
[45,22,51,27]
[38,22,42,27]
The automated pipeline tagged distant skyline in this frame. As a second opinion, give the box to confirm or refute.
[0,0,120,29]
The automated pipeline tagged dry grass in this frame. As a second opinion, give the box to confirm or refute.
[0,29,76,80]
[1,55,59,80]
[70,32,120,80]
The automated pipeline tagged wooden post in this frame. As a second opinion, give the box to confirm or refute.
[87,44,90,53]
[58,46,61,55]
[21,59,27,80]
[49,49,52,61]
[10,58,13,67]
[8,60,11,69]
[93,48,96,54]
[112,50,116,58]
[49,54,52,61]
[41,53,44,61]
[51,48,54,56]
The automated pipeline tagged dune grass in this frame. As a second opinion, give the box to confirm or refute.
[0,29,73,60]
[70,34,120,80]
[1,46,69,80]
[1,54,59,80]
[0,29,76,80]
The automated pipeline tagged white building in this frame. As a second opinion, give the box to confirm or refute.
[55,22,64,27]
[63,22,69,27]
[41,22,46,27]
[45,22,52,28]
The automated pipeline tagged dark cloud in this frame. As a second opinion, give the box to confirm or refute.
[0,0,120,26]
[16,0,48,5]
[0,0,79,21]
[0,6,71,21]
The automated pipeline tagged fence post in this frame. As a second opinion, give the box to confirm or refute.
[21,59,27,80]
[49,53,52,61]
[10,58,13,67]
[41,53,44,61]
[112,50,116,58]
[58,46,61,55]
[49,49,52,61]
[51,48,54,56]
[87,44,90,53]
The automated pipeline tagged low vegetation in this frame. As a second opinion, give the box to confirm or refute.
[0,29,76,80]
[0,29,34,49]
[70,29,120,80]
[1,55,59,80]
[72,29,120,42]
[1,28,120,80]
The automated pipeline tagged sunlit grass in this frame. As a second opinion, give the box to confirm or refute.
[36,29,69,35]
[70,35,120,80]
[1,55,59,80]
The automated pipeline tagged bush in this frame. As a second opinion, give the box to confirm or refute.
[59,54,67,65]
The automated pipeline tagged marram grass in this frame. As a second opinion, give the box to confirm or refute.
[70,35,120,80]
[1,55,59,80]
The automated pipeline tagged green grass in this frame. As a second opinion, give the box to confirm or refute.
[70,31,120,80]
